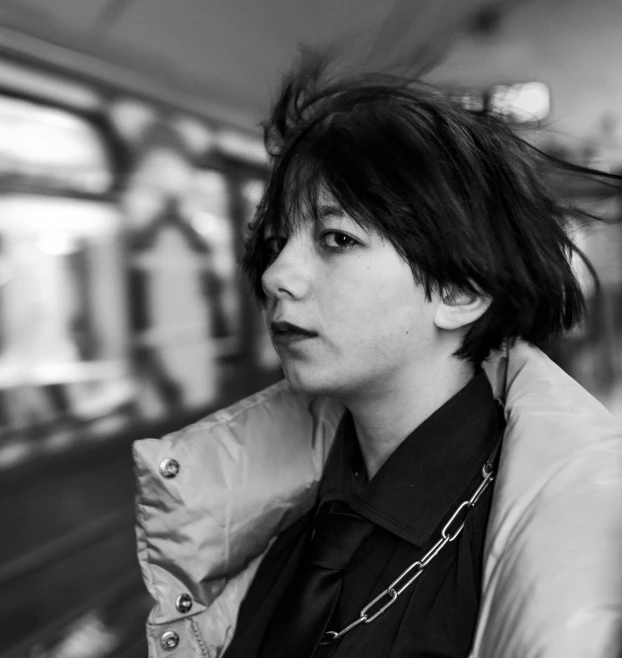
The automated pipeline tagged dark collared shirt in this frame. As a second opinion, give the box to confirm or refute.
[226,371,503,658]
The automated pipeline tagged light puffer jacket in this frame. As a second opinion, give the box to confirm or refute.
[134,341,622,658]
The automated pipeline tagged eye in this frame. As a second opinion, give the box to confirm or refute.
[320,230,359,251]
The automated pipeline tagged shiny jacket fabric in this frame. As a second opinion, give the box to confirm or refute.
[134,341,622,658]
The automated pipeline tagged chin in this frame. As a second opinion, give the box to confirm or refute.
[281,363,338,397]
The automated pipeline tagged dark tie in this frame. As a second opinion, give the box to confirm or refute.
[258,500,374,658]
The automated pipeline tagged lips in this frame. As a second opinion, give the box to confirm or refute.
[270,320,318,345]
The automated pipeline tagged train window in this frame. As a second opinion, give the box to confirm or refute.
[0,96,112,194]
[0,96,131,447]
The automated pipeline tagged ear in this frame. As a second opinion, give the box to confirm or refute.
[434,289,492,331]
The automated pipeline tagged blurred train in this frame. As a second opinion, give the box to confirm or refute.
[1,43,622,658]
[0,53,282,658]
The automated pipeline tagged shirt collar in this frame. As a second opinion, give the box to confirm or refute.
[318,370,503,547]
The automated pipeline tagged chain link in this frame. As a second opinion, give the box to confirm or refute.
[319,442,500,646]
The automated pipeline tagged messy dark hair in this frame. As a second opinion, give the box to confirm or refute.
[242,60,597,365]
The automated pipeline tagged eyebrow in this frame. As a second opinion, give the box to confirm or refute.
[317,204,345,219]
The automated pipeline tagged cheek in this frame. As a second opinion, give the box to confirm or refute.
[324,262,426,350]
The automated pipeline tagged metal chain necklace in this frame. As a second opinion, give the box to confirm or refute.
[320,442,501,646]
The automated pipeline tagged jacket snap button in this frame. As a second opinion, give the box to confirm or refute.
[159,458,180,479]
[176,593,193,613]
[160,630,180,651]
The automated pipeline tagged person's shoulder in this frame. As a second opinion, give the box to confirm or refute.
[474,341,622,658]
[486,339,621,441]
[485,339,621,503]
[133,383,346,645]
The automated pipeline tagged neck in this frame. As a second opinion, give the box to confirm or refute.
[345,358,474,479]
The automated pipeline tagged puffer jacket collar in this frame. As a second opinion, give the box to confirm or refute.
[134,341,622,658]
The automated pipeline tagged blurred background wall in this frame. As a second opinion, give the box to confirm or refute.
[0,0,620,656]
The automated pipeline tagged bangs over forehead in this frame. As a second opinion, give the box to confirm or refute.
[243,86,444,302]
[256,123,389,240]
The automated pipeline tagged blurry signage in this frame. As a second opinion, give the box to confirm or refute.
[450,90,485,112]
[489,82,550,123]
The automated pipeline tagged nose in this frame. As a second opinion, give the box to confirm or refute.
[261,235,312,301]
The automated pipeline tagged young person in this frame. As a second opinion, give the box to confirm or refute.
[134,63,622,658]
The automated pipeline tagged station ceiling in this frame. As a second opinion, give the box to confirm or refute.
[0,0,521,131]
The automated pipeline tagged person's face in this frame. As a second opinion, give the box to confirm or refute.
[261,197,442,400]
